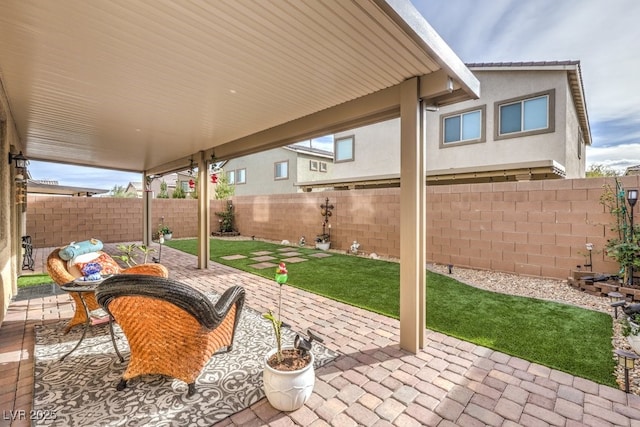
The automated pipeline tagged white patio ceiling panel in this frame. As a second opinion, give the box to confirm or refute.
[0,0,468,173]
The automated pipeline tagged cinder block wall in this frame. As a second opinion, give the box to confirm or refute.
[26,176,640,280]
[26,197,226,248]
[231,188,400,257]
[426,177,639,279]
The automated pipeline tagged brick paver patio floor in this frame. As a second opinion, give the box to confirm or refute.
[2,243,640,426]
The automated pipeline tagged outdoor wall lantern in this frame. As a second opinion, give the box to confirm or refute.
[8,151,29,170]
[615,349,638,393]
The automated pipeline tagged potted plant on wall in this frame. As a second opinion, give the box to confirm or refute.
[262,262,316,411]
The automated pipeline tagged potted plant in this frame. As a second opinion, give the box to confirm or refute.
[158,224,173,240]
[315,233,330,251]
[262,262,316,411]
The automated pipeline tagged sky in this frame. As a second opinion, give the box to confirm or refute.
[27,0,640,189]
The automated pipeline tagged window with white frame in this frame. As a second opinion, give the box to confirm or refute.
[236,168,246,184]
[441,106,485,146]
[309,160,318,171]
[335,136,354,162]
[226,170,235,184]
[496,89,555,139]
[275,160,288,180]
[319,161,327,172]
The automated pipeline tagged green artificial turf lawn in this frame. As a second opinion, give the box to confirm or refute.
[166,238,616,386]
[17,273,54,288]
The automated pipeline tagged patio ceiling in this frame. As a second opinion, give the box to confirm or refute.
[0,0,479,174]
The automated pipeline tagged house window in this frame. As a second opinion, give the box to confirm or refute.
[319,162,327,172]
[335,136,354,162]
[226,170,235,184]
[496,89,555,139]
[275,160,288,180]
[441,106,486,146]
[578,127,584,160]
[310,160,318,171]
[236,168,246,184]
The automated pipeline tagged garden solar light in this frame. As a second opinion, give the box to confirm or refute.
[584,243,594,271]
[628,189,638,208]
[627,189,638,284]
[611,300,626,319]
[615,349,638,393]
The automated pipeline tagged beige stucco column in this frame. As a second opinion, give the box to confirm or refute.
[399,77,426,353]
[197,151,210,269]
[142,173,152,247]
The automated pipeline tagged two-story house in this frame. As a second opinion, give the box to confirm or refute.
[298,61,591,191]
[221,144,333,196]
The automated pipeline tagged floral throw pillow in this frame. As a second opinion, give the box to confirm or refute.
[68,252,121,278]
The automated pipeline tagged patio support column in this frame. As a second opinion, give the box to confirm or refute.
[399,77,426,353]
[197,151,210,269]
[142,172,152,247]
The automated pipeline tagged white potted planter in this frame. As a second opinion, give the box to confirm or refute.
[315,241,330,251]
[263,348,315,411]
[628,335,640,354]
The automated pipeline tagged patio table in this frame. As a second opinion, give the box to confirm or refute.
[59,278,124,362]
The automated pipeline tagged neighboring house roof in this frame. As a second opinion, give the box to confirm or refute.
[128,182,143,191]
[297,160,566,190]
[466,61,592,146]
[284,144,333,159]
[625,165,640,176]
[27,180,108,197]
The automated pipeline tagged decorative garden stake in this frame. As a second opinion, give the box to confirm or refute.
[315,197,333,249]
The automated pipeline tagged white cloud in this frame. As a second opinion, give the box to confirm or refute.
[587,143,640,173]
[28,161,141,190]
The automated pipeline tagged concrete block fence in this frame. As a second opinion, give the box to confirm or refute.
[26,175,640,280]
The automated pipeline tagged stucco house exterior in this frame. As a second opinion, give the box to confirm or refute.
[222,144,333,195]
[299,61,591,191]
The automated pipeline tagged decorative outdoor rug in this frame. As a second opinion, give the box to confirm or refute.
[33,295,338,426]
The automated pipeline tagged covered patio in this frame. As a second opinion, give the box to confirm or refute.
[4,1,634,425]
[2,244,639,426]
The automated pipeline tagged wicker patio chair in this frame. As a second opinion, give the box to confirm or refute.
[47,248,169,333]
[96,274,245,397]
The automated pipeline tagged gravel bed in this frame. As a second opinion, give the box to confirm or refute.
[427,263,636,395]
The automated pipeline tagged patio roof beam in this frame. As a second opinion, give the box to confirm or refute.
[212,85,401,161]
